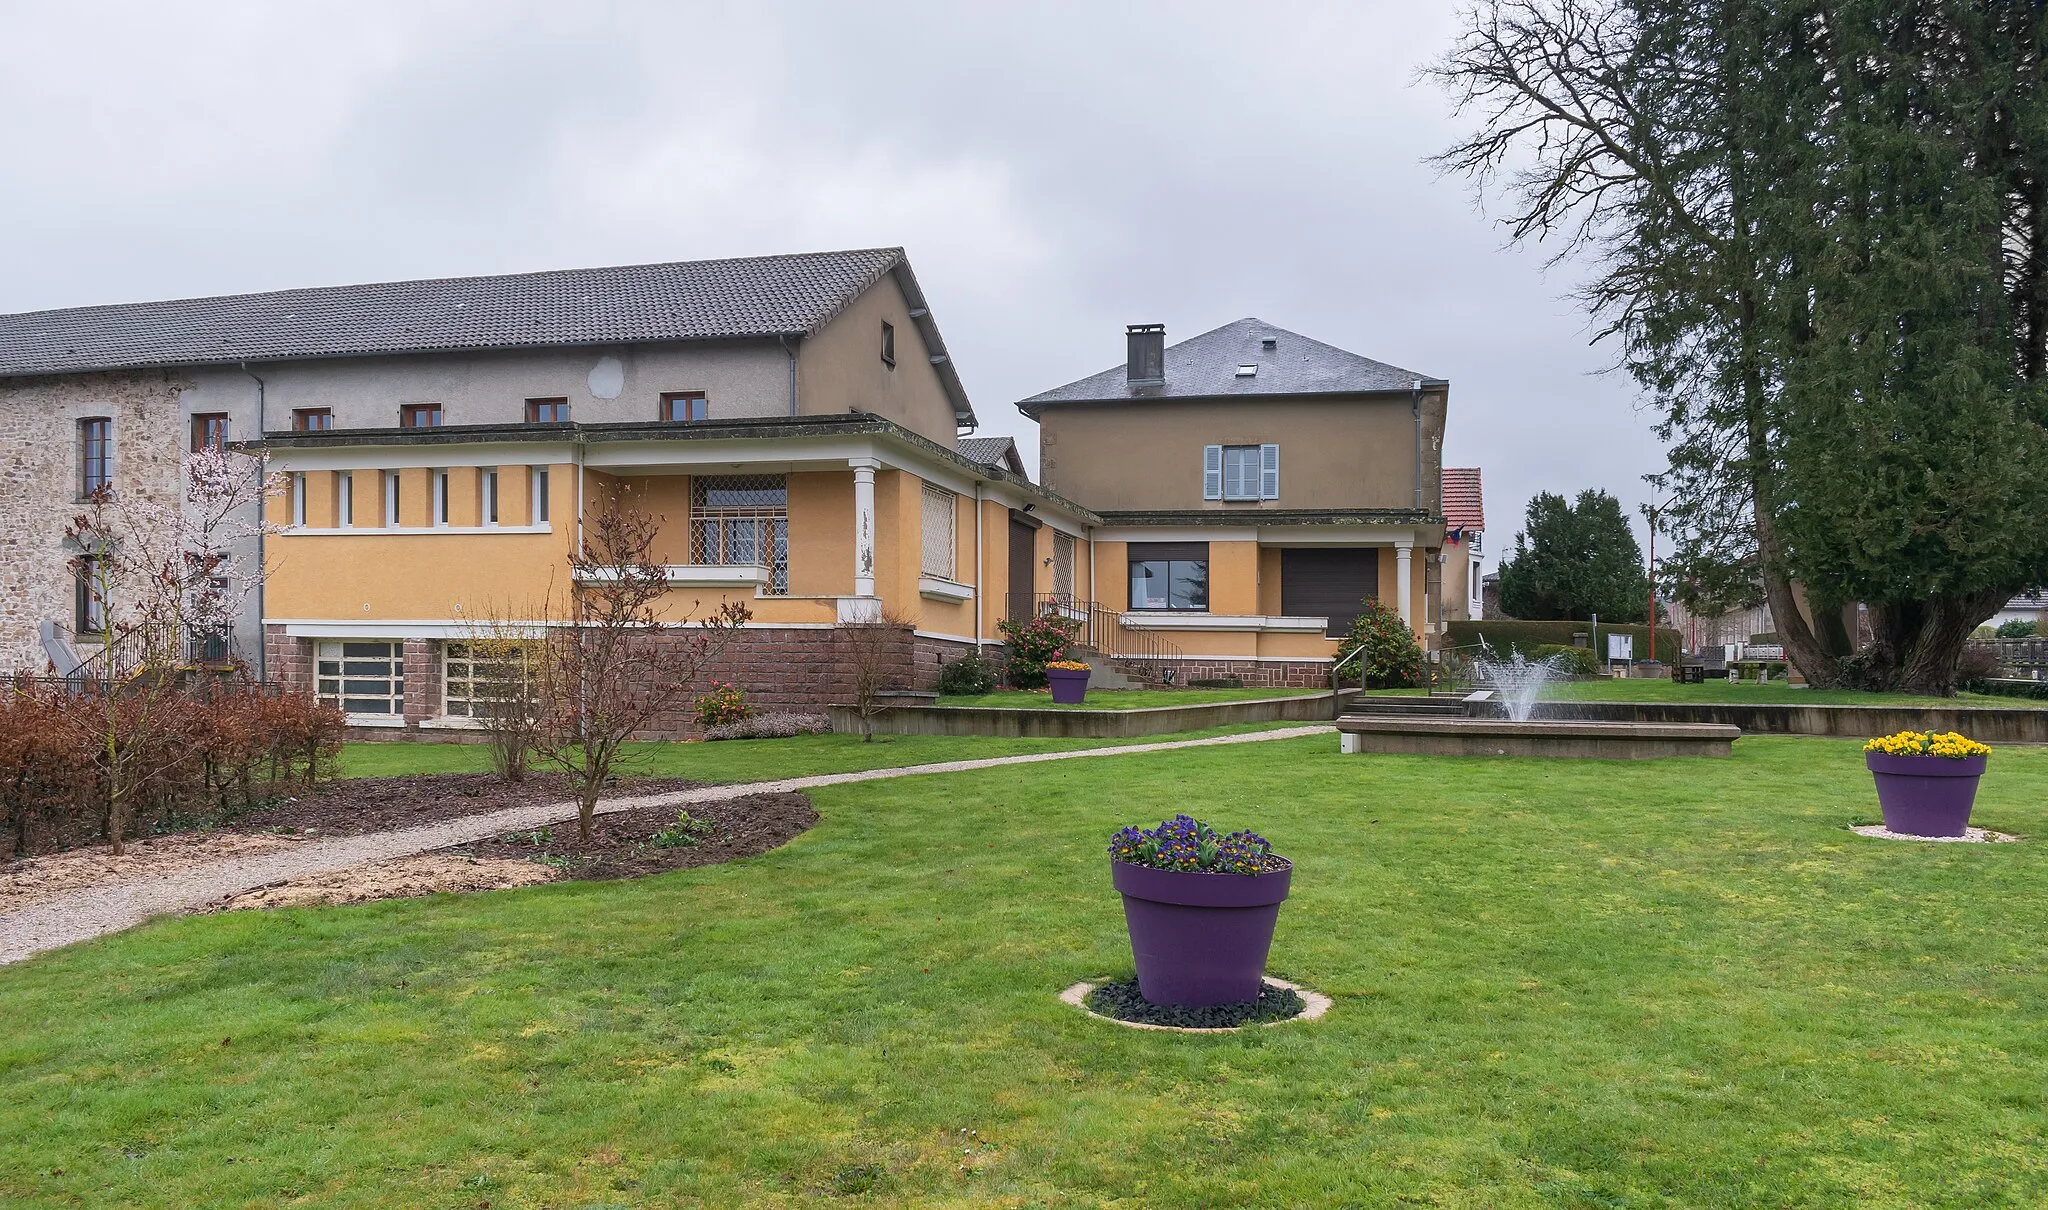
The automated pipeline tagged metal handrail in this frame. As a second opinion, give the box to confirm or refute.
[1328,644,1369,718]
[1007,593,1185,683]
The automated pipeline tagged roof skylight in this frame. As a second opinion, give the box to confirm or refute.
[1236,364,1258,377]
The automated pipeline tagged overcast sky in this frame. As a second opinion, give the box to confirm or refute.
[0,0,1667,569]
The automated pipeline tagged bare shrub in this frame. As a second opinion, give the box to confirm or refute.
[839,607,915,742]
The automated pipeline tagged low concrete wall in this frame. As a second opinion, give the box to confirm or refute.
[830,690,1359,739]
[1522,700,2048,743]
[1337,716,1740,760]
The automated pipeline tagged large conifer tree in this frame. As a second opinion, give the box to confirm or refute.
[1432,0,2048,693]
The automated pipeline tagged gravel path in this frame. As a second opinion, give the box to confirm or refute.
[0,725,1330,965]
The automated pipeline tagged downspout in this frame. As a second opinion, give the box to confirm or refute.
[778,334,798,416]
[242,362,268,682]
[1411,378,1423,512]
[973,479,984,651]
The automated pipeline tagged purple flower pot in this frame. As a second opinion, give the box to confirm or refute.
[1047,667,1090,705]
[1112,859,1292,1007]
[1867,751,1987,838]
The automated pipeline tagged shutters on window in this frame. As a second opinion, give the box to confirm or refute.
[1260,444,1279,499]
[1203,445,1223,500]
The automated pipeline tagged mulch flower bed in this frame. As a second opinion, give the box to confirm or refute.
[1084,978,1306,1029]
[228,773,705,837]
[443,792,817,881]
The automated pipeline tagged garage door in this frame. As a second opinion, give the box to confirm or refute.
[1280,548,1379,637]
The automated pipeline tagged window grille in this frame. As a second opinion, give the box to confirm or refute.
[920,483,956,578]
[443,641,531,719]
[1052,530,1075,599]
[315,640,405,715]
[690,474,788,593]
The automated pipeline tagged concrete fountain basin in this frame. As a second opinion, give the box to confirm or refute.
[1336,715,1740,759]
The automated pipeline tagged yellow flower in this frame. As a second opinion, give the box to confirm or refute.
[1864,730,1990,759]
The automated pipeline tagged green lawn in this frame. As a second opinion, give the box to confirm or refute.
[1375,677,2042,709]
[934,686,1323,710]
[335,722,1298,781]
[7,735,2048,1205]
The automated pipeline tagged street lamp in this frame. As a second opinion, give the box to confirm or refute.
[1640,496,1674,664]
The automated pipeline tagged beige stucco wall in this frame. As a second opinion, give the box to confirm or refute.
[1036,389,1447,514]
[796,277,960,447]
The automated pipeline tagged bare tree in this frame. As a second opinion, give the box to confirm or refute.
[453,614,544,783]
[66,446,277,853]
[529,491,749,841]
[839,607,915,742]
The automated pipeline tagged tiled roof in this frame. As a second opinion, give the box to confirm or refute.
[0,248,906,378]
[1443,467,1484,531]
[956,434,1026,475]
[1017,318,1441,413]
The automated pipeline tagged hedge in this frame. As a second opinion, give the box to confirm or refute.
[1963,677,2048,701]
[1445,620,1684,662]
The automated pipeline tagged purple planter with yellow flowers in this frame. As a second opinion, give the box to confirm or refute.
[1047,667,1091,705]
[1867,751,1987,837]
[1112,859,1292,1007]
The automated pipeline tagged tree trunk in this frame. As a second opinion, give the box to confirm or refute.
[1858,588,2009,696]
[579,784,600,843]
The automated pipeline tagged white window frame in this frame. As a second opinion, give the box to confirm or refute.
[531,466,550,524]
[920,482,957,579]
[1053,530,1075,599]
[337,471,354,528]
[433,469,449,527]
[482,468,499,527]
[290,472,306,526]
[384,470,401,527]
[443,641,531,719]
[314,639,406,719]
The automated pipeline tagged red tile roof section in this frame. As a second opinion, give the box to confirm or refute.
[1443,467,1484,531]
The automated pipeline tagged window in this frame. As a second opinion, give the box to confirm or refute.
[1203,443,1279,502]
[1128,542,1208,612]
[526,398,569,423]
[292,408,334,431]
[384,471,402,527]
[337,471,354,528]
[401,403,443,428]
[190,413,229,451]
[1053,531,1075,600]
[531,467,550,524]
[315,640,405,716]
[481,469,499,526]
[881,321,896,368]
[433,470,449,526]
[78,418,111,497]
[290,472,307,526]
[920,483,956,578]
[443,642,530,719]
[194,578,231,662]
[690,474,788,593]
[661,392,708,422]
[74,554,106,635]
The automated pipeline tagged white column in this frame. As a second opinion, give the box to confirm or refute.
[1395,541,1414,629]
[850,457,879,599]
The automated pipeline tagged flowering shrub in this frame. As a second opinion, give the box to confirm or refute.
[1108,813,1285,875]
[1046,659,1091,672]
[702,712,831,741]
[1865,730,1992,759]
[1336,598,1424,688]
[996,611,1080,689]
[693,682,752,728]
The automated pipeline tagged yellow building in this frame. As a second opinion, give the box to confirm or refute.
[0,249,1476,729]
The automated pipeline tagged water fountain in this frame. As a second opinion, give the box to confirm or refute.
[1336,641,1740,760]
[1471,648,1566,723]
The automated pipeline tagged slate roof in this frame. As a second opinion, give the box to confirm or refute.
[0,246,958,397]
[1443,467,1484,531]
[956,434,1027,476]
[1017,318,1441,415]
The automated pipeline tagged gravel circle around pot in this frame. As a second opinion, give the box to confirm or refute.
[1850,823,2018,844]
[1059,977,1332,1033]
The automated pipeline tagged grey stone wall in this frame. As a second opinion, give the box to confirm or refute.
[0,371,189,673]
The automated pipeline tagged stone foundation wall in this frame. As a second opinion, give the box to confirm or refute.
[269,622,958,740]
